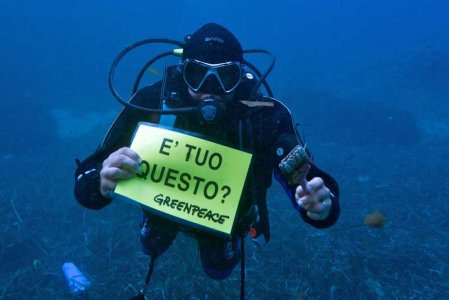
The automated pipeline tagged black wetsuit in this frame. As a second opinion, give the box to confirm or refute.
[74,77,340,279]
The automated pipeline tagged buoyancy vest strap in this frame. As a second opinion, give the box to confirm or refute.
[131,255,157,300]
[240,234,245,300]
[144,255,156,290]
[159,102,177,127]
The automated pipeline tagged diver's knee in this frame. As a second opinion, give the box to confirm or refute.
[199,237,241,280]
[139,217,177,257]
[203,266,236,280]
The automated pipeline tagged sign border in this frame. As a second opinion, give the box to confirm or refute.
[112,122,253,237]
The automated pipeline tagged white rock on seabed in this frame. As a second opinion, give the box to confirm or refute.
[50,108,116,139]
[357,175,370,183]
[418,118,449,138]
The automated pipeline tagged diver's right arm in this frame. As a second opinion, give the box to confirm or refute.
[74,145,142,209]
[73,122,139,210]
[99,147,141,198]
[74,84,161,210]
[74,107,143,210]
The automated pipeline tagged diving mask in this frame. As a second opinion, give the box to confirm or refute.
[183,59,242,94]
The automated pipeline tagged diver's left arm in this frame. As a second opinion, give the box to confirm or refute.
[295,164,340,228]
[274,164,340,228]
[269,99,340,228]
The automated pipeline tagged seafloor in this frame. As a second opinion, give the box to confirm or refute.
[1,44,448,299]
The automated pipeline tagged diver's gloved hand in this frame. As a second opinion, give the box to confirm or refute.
[100,147,142,198]
[295,177,332,221]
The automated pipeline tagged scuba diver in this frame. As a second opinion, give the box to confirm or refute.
[74,23,340,299]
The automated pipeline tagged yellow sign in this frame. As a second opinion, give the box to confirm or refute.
[114,122,252,235]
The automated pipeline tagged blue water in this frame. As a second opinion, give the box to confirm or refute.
[1,0,448,299]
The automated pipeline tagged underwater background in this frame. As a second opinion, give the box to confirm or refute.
[1,0,449,299]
